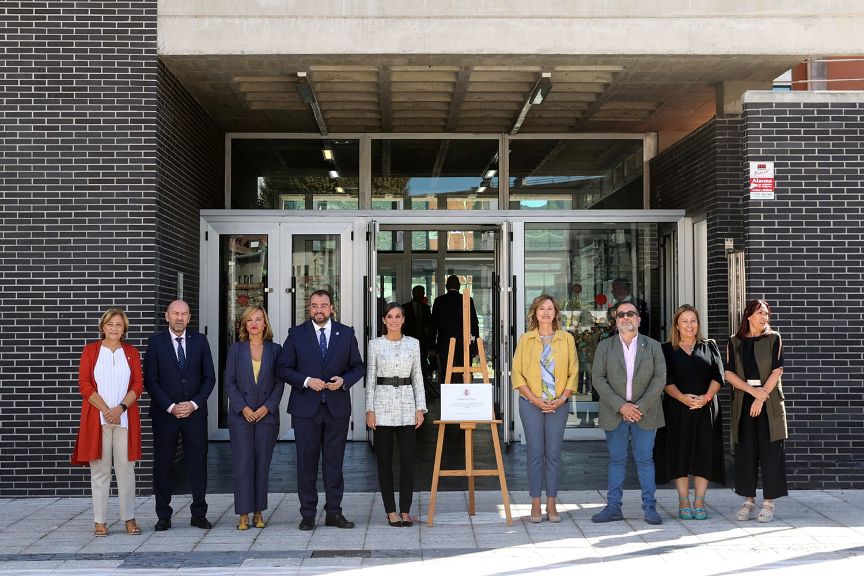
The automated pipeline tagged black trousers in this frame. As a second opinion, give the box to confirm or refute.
[734,395,788,500]
[374,425,416,514]
[152,413,208,520]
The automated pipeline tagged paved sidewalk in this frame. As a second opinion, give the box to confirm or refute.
[1,490,863,574]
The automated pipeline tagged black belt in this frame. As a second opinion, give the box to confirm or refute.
[377,377,411,387]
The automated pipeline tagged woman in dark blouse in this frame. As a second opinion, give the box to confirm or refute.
[725,299,786,523]
[654,305,725,520]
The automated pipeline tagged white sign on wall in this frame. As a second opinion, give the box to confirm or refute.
[749,161,775,200]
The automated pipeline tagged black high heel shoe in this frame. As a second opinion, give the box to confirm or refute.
[386,513,402,527]
[400,513,414,527]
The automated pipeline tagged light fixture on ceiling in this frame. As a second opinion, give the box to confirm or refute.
[476,186,487,193]
[296,71,328,135]
[335,186,345,193]
[511,72,553,135]
[484,169,497,179]
[329,170,339,178]
[322,147,333,160]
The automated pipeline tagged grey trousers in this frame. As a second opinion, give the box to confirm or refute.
[519,396,569,498]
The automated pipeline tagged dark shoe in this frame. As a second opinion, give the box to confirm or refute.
[298,517,316,531]
[644,507,663,525]
[386,513,402,527]
[154,518,171,531]
[400,513,414,527]
[591,506,624,523]
[324,512,355,529]
[190,516,212,529]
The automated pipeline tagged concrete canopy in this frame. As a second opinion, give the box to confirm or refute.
[158,0,864,136]
[161,54,797,137]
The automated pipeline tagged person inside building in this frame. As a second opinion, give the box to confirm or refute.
[511,294,578,523]
[432,275,479,380]
[402,285,436,397]
[72,308,144,537]
[725,299,787,523]
[365,303,427,527]
[224,306,284,531]
[611,278,650,335]
[653,304,725,520]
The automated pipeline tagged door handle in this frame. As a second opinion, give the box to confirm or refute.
[263,288,274,293]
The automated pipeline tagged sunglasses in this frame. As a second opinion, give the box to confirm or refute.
[616,311,639,318]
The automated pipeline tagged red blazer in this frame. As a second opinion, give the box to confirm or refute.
[71,341,144,465]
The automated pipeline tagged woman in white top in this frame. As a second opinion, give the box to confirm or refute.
[365,303,427,527]
[72,308,144,537]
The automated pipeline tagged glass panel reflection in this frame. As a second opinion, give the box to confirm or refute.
[231,139,360,209]
[292,235,340,326]
[524,223,658,429]
[219,234,269,428]
[371,139,499,209]
[509,139,644,209]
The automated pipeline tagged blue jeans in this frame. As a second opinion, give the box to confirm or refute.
[604,420,657,510]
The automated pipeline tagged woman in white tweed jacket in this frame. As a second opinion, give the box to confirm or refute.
[365,302,427,527]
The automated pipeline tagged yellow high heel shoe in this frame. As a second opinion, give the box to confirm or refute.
[237,514,249,531]
[253,512,265,528]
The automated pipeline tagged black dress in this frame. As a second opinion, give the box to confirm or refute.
[654,340,726,484]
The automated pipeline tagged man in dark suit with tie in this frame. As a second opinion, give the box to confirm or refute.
[432,275,479,380]
[143,299,216,531]
[403,285,435,393]
[277,289,364,530]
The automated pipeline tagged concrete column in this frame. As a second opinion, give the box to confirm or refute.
[716,80,773,116]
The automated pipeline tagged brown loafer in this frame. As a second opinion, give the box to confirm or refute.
[125,519,141,535]
[94,522,108,537]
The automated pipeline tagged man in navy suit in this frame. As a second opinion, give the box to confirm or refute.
[277,289,364,530]
[144,300,216,531]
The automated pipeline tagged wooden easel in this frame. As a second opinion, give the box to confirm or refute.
[427,290,512,526]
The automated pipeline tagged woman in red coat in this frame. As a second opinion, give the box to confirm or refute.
[71,308,144,536]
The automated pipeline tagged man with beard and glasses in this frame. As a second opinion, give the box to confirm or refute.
[591,302,667,525]
[277,290,364,531]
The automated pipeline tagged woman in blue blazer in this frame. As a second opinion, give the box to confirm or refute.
[225,306,284,530]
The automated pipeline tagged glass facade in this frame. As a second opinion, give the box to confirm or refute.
[371,139,499,210]
[508,139,643,209]
[231,139,360,209]
[523,222,659,429]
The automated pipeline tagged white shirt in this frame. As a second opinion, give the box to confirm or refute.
[167,330,197,413]
[94,345,130,428]
[620,334,639,401]
[304,319,333,388]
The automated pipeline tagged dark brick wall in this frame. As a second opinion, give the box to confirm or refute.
[0,1,159,495]
[651,117,746,343]
[0,2,224,496]
[743,97,864,488]
[155,61,224,322]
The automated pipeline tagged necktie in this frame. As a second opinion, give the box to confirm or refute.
[176,337,187,371]
[319,327,327,358]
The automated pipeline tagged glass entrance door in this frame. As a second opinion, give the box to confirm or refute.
[201,218,353,440]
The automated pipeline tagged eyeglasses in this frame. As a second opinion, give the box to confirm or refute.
[616,311,639,318]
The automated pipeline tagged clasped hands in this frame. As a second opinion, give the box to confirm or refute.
[307,376,344,392]
[102,406,124,425]
[170,401,196,419]
[535,397,566,413]
[619,402,643,422]
[242,405,270,423]
[748,385,769,416]
[682,393,711,410]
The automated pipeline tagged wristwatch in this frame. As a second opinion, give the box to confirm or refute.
[119,403,128,412]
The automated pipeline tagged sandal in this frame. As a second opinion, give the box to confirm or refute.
[124,519,142,535]
[736,500,755,521]
[253,512,265,529]
[678,499,694,520]
[692,497,708,520]
[757,501,775,523]
[237,514,249,531]
[94,522,108,537]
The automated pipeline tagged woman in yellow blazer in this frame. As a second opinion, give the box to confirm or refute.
[512,294,578,523]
